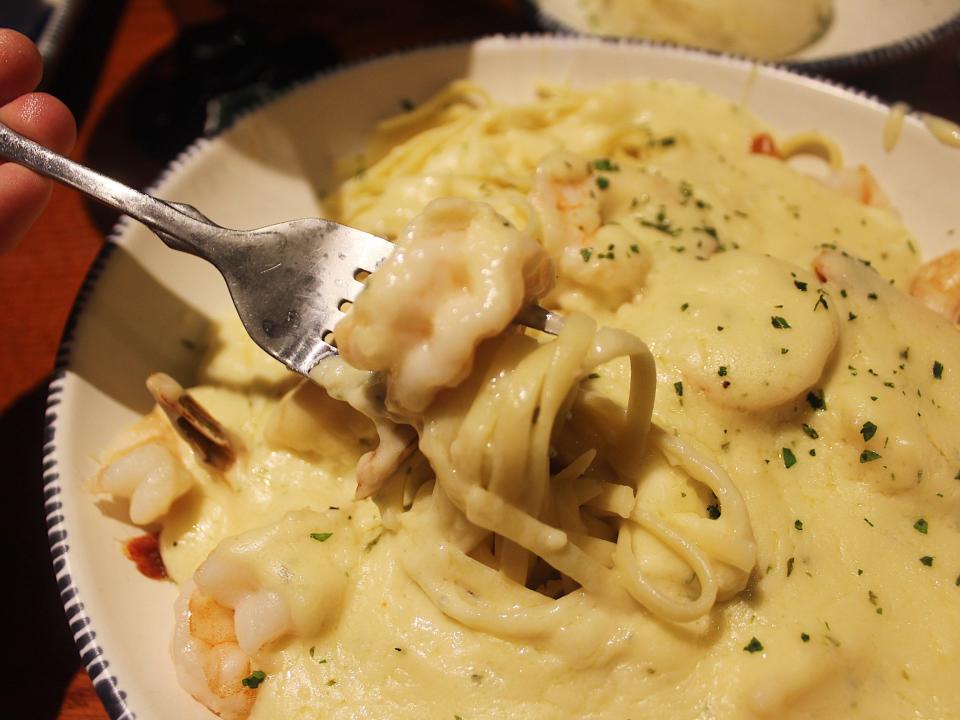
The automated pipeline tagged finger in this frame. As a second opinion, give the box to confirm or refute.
[0,92,77,154]
[0,29,43,106]
[0,93,77,252]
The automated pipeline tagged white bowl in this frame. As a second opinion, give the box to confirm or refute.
[530,0,960,70]
[44,35,960,720]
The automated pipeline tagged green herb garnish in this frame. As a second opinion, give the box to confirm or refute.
[592,158,619,171]
[806,390,826,410]
[242,670,266,689]
[783,448,797,469]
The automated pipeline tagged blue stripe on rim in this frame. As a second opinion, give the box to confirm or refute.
[524,0,960,73]
[41,32,916,720]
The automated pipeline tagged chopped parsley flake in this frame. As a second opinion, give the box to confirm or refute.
[933,361,944,379]
[706,504,721,519]
[580,248,592,262]
[806,390,826,410]
[801,633,810,642]
[743,637,764,653]
[787,557,795,576]
[310,532,333,542]
[802,423,819,439]
[674,381,684,397]
[680,302,689,311]
[639,215,682,236]
[867,292,878,300]
[794,519,804,531]
[771,315,792,329]
[913,518,928,534]
[794,280,808,291]
[859,450,881,463]
[781,347,789,354]
[783,448,797,469]
[718,366,728,377]
[242,670,267,689]
[592,158,619,171]
[860,421,877,442]
[920,556,934,567]
[848,312,858,321]
[595,176,610,190]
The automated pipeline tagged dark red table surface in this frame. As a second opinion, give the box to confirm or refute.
[3,1,957,717]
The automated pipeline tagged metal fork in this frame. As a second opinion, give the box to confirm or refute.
[0,122,562,375]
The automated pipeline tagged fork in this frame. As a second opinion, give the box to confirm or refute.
[0,122,562,375]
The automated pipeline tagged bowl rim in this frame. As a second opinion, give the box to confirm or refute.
[525,0,960,72]
[40,32,950,720]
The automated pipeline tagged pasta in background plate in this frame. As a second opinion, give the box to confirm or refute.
[89,79,960,719]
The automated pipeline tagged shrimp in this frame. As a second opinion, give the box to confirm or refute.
[172,580,256,720]
[910,250,960,324]
[92,441,194,526]
[530,150,652,311]
[334,197,553,413]
[147,373,240,471]
[172,508,364,718]
[818,165,896,213]
[749,132,895,214]
[91,373,240,526]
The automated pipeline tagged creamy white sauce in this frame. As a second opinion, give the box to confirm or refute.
[92,79,960,720]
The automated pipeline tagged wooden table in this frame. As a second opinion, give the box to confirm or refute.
[4,1,957,717]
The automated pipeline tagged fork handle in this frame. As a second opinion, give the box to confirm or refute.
[0,121,225,256]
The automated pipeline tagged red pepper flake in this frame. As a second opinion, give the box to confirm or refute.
[750,133,782,159]
[123,532,167,580]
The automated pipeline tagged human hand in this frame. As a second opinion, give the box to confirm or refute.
[0,28,77,253]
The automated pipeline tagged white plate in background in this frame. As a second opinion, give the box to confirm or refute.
[531,0,960,70]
